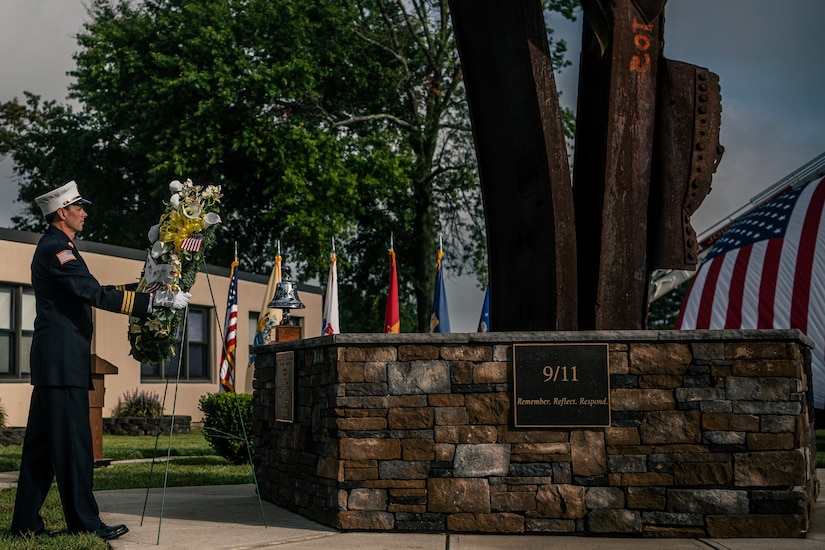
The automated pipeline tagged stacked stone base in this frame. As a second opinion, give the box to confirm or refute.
[252,330,818,537]
[102,415,191,436]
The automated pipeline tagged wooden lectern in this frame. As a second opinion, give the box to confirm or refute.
[89,354,117,466]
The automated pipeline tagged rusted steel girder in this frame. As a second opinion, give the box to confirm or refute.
[448,0,577,331]
[573,0,665,330]
[649,61,724,270]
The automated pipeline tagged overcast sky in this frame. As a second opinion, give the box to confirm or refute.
[2,0,824,331]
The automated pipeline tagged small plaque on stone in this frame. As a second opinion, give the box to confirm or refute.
[513,344,610,427]
[275,351,295,423]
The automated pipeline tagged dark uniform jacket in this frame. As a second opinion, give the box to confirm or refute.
[30,226,151,388]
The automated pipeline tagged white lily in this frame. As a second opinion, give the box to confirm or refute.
[203,212,221,227]
[169,180,183,193]
[148,224,160,243]
[183,203,201,219]
[170,193,181,207]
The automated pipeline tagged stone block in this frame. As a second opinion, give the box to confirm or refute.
[746,432,794,451]
[732,358,799,377]
[337,417,387,431]
[609,350,629,374]
[673,462,732,486]
[466,393,510,424]
[726,342,789,360]
[605,427,640,446]
[611,389,675,411]
[706,514,805,538]
[702,413,759,432]
[491,490,537,512]
[627,487,666,510]
[388,361,450,395]
[703,431,746,445]
[629,343,692,375]
[447,512,524,533]
[691,342,725,361]
[536,484,585,519]
[761,414,796,433]
[587,509,642,533]
[525,518,576,532]
[337,363,366,383]
[510,442,570,463]
[639,375,683,389]
[643,526,707,538]
[450,361,473,384]
[607,455,647,473]
[732,401,801,415]
[348,488,387,511]
[435,425,498,444]
[454,444,511,477]
[674,387,726,403]
[364,361,388,382]
[379,460,430,480]
[585,487,624,509]
[428,478,491,513]
[317,457,342,481]
[640,410,701,444]
[402,439,435,460]
[340,438,401,460]
[571,431,606,476]
[668,489,748,514]
[428,393,464,407]
[435,442,455,461]
[434,406,468,425]
[398,345,440,360]
[338,511,395,530]
[734,450,806,486]
[363,347,398,362]
[726,376,790,401]
[608,472,673,487]
[388,407,434,430]
[441,345,492,362]
[474,361,508,383]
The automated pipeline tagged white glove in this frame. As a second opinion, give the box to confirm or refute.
[153,290,191,310]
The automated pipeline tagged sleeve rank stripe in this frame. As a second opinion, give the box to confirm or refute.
[121,291,135,315]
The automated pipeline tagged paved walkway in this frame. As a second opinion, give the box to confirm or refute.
[2,468,824,549]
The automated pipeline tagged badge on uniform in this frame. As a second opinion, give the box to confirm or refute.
[56,249,77,265]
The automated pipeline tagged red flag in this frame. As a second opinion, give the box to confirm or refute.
[219,258,239,393]
[384,247,400,333]
[676,176,825,408]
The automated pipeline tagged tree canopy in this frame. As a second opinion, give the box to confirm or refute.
[1,0,578,332]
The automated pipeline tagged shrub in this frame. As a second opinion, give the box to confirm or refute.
[198,392,253,465]
[113,389,164,418]
[0,399,6,428]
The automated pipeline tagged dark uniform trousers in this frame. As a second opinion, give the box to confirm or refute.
[12,387,101,534]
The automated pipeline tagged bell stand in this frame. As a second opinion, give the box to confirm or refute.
[139,256,266,545]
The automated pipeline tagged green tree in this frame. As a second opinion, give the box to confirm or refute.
[1,0,579,332]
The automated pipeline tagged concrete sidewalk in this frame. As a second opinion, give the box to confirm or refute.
[94,480,825,550]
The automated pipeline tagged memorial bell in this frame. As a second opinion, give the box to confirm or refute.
[267,267,305,326]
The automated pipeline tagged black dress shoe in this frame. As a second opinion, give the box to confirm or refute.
[93,523,129,540]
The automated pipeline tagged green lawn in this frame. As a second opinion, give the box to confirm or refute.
[0,428,253,549]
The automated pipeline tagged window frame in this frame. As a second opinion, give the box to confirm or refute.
[140,305,212,383]
[0,284,35,381]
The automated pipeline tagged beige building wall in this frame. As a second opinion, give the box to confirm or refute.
[0,228,322,427]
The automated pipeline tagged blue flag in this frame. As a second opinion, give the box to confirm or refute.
[430,249,450,333]
[477,284,490,332]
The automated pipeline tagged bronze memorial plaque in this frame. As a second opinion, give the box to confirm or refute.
[275,351,295,423]
[513,344,610,427]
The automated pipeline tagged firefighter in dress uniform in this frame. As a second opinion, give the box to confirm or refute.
[11,181,190,540]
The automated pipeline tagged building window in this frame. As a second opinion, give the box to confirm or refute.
[0,285,35,379]
[141,306,211,382]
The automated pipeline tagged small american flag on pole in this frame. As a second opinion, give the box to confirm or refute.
[180,234,204,252]
[219,257,239,393]
[676,176,825,408]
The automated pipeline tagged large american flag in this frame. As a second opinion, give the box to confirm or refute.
[219,258,239,393]
[676,176,825,407]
